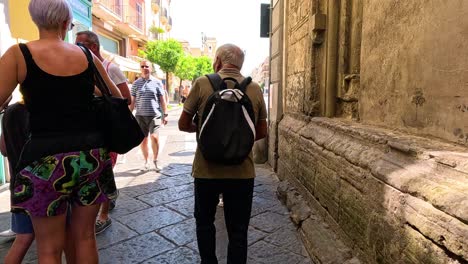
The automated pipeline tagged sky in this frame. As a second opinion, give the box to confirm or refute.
[170,0,270,75]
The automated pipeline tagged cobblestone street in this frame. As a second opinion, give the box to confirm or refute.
[0,107,313,263]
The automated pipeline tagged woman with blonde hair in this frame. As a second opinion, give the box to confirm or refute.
[0,0,122,262]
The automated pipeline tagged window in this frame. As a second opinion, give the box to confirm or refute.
[98,34,119,54]
[114,0,122,17]
[136,3,143,30]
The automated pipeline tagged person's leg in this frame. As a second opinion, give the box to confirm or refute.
[150,134,159,161]
[140,136,149,163]
[31,214,67,264]
[194,179,221,264]
[64,235,75,264]
[149,117,161,171]
[150,133,160,171]
[4,234,35,264]
[64,207,76,264]
[95,201,112,234]
[95,150,117,235]
[222,179,255,264]
[69,204,101,263]
[98,202,111,222]
[136,115,150,170]
[4,213,34,264]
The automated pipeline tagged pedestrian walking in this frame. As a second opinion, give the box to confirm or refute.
[178,43,268,264]
[75,30,132,235]
[0,100,35,264]
[0,0,122,262]
[130,61,168,172]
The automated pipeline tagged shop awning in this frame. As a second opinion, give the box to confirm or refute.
[101,50,166,79]
[101,49,141,73]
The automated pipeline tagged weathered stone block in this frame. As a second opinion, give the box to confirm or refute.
[402,225,462,264]
[278,115,468,263]
[271,29,281,57]
[404,196,468,260]
[271,2,281,31]
[301,218,353,264]
[270,56,281,82]
[360,0,468,146]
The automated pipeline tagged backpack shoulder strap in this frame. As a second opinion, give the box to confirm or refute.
[239,77,252,93]
[205,73,223,92]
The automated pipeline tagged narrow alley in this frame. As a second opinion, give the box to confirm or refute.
[0,106,313,264]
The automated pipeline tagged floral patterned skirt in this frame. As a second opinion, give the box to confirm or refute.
[11,148,117,217]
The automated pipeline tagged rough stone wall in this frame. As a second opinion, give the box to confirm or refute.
[278,116,468,263]
[285,0,315,114]
[276,0,468,263]
[360,0,468,146]
[268,0,284,170]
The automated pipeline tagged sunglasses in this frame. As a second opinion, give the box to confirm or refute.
[69,22,75,31]
[140,65,150,69]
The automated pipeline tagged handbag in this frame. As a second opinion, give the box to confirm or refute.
[79,45,144,154]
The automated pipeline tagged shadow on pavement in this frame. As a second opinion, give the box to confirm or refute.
[168,151,195,157]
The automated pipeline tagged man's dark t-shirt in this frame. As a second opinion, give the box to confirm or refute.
[2,103,30,186]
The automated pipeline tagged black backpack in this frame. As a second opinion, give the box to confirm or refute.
[197,73,255,165]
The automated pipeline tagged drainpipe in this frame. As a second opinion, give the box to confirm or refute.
[325,0,340,117]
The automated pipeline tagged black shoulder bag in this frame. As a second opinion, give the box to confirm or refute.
[79,45,144,154]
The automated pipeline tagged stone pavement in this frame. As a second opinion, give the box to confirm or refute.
[0,107,313,264]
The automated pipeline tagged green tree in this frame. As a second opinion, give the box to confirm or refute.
[174,54,197,88]
[193,56,213,80]
[143,39,184,92]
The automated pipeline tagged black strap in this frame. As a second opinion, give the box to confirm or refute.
[77,44,112,96]
[239,77,252,93]
[205,73,223,92]
[18,44,33,60]
[18,43,35,71]
[79,43,93,64]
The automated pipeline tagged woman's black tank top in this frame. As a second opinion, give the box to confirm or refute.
[18,43,97,135]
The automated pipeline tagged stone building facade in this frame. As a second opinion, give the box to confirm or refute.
[268,0,468,263]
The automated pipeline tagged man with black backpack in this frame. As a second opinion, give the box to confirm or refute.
[178,43,267,264]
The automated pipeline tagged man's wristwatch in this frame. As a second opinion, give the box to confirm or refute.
[164,113,169,117]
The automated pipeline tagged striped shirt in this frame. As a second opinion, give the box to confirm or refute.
[131,76,164,117]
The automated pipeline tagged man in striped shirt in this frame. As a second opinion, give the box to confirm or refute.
[130,60,168,172]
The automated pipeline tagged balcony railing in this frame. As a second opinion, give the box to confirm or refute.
[109,5,144,37]
[125,15,144,31]
[160,7,168,24]
[151,0,160,13]
[93,0,123,18]
[165,16,172,32]
[93,1,146,39]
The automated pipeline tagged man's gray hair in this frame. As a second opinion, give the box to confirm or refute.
[216,44,245,69]
[29,0,73,30]
[76,30,101,48]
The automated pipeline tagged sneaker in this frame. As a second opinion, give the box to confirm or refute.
[140,162,150,172]
[153,160,161,172]
[95,218,112,235]
[0,229,16,238]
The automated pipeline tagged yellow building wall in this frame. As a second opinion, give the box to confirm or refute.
[9,0,38,41]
